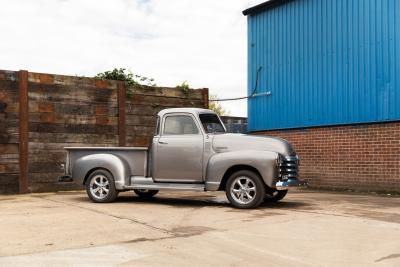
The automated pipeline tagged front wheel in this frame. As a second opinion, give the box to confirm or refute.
[134,189,159,198]
[226,170,265,209]
[86,169,118,203]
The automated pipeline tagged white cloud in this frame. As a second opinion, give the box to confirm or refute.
[0,0,264,116]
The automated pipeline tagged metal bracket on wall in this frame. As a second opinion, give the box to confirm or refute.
[252,91,272,97]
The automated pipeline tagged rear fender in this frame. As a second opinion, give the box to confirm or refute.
[73,153,130,190]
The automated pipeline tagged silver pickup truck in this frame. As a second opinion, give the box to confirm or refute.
[60,108,303,209]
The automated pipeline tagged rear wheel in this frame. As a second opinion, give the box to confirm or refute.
[225,170,265,209]
[264,189,288,203]
[134,189,159,198]
[86,169,118,203]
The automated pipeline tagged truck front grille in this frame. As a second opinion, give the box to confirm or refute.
[279,156,299,180]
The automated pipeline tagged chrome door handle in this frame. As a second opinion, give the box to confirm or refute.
[158,141,168,145]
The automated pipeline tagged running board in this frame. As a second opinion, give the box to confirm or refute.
[123,176,205,191]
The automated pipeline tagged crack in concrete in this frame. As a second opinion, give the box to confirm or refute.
[34,196,218,243]
[33,195,174,235]
[375,253,400,262]
[122,226,215,244]
[0,226,216,259]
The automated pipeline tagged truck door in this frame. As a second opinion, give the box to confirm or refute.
[153,114,204,183]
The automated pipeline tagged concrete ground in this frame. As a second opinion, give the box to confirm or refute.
[0,190,399,267]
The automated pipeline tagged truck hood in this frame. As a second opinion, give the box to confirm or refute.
[212,134,295,156]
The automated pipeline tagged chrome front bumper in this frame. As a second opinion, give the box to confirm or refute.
[275,179,307,190]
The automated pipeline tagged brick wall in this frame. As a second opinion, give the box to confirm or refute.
[0,69,208,193]
[255,122,400,193]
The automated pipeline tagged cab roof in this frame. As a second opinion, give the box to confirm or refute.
[157,108,216,117]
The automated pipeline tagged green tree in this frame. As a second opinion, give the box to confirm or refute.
[209,94,229,116]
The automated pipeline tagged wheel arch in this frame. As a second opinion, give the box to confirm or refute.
[83,167,112,185]
[218,164,263,191]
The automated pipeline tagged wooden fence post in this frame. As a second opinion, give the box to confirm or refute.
[118,81,126,146]
[18,70,29,193]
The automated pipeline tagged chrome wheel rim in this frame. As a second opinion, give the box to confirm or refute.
[89,174,110,200]
[230,176,256,205]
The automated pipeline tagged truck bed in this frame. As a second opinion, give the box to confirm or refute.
[65,147,149,177]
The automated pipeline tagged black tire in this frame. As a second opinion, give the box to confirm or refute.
[264,189,288,203]
[85,169,118,203]
[225,170,265,209]
[133,189,159,198]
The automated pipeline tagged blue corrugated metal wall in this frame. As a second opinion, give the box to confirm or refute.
[247,0,400,131]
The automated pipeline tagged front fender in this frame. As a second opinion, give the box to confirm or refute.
[205,150,279,190]
[72,153,130,190]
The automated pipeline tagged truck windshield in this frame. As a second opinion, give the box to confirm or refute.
[199,114,226,133]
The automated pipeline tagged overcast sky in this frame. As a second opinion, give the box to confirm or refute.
[0,0,263,116]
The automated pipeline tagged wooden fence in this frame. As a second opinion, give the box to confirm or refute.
[0,69,208,193]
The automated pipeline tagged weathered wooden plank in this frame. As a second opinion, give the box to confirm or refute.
[29,122,118,135]
[29,113,118,125]
[0,144,19,154]
[29,132,118,144]
[93,104,119,116]
[28,142,117,152]
[0,112,19,122]
[28,72,118,90]
[0,130,19,144]
[28,162,64,173]
[126,104,162,116]
[28,83,118,103]
[126,136,151,147]
[2,102,18,113]
[0,174,19,186]
[127,94,204,107]
[0,79,18,90]
[131,86,205,99]
[0,154,19,164]
[29,172,63,183]
[0,70,18,81]
[125,115,156,127]
[29,102,118,116]
[126,125,155,136]
[27,151,66,163]
[0,163,20,174]
[0,89,19,103]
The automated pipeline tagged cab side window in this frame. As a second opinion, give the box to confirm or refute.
[163,115,199,135]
